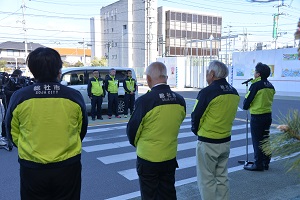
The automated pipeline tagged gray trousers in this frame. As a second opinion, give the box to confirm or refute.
[196,141,230,200]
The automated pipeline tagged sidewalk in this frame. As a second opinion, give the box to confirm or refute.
[175,157,300,200]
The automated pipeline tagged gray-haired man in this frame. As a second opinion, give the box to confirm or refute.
[191,60,240,200]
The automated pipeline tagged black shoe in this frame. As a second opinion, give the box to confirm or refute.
[244,164,264,171]
[92,118,96,121]
[97,117,103,120]
[264,164,269,170]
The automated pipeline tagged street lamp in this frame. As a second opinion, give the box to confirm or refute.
[78,38,86,65]
[78,38,92,65]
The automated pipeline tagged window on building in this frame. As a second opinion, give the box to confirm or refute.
[170,47,175,55]
[123,24,127,30]
[182,13,186,22]
[13,50,20,56]
[192,31,197,39]
[187,14,192,23]
[176,30,181,38]
[111,10,114,17]
[198,32,203,39]
[208,16,212,24]
[187,31,191,39]
[176,12,181,21]
[170,29,175,37]
[192,14,197,23]
[112,28,114,32]
[7,50,13,56]
[213,17,218,25]
[198,15,202,23]
[203,16,207,24]
[181,30,186,38]
[171,12,175,20]
[218,17,222,25]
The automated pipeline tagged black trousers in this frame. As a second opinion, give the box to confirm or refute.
[250,113,272,168]
[124,93,135,115]
[20,162,82,200]
[137,158,178,200]
[107,93,119,116]
[91,95,103,119]
[1,95,8,138]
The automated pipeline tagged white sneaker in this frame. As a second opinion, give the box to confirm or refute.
[0,140,6,146]
[124,115,128,118]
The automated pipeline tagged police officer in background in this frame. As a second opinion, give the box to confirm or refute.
[105,68,121,119]
[1,69,23,140]
[87,70,106,121]
[123,70,136,118]
[243,62,275,171]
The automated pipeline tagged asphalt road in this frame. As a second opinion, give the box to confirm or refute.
[1,89,299,200]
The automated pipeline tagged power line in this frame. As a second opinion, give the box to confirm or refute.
[30,0,113,7]
[0,8,21,22]
[162,0,274,16]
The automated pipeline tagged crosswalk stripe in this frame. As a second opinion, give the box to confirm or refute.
[105,128,276,169]
[118,145,254,181]
[85,118,246,135]
[87,125,127,134]
[83,141,129,152]
[83,123,251,152]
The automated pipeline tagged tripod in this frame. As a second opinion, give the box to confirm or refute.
[238,81,253,166]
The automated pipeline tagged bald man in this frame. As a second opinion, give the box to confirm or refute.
[127,62,186,200]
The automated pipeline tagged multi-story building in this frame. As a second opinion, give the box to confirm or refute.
[157,7,222,57]
[54,48,91,66]
[98,0,157,77]
[91,1,223,77]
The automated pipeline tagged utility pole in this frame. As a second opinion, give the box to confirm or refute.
[146,0,150,67]
[224,25,232,67]
[242,28,248,52]
[106,41,111,67]
[21,0,28,61]
[273,1,286,49]
[145,0,155,67]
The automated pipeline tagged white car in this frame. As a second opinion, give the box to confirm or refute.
[60,67,138,114]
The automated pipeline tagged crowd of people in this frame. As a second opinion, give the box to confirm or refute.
[1,47,275,200]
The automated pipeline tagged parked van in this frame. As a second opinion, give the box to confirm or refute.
[60,67,138,114]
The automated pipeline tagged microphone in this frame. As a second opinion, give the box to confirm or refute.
[241,78,253,85]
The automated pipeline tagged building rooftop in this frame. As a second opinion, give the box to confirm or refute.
[54,48,91,56]
[0,41,46,51]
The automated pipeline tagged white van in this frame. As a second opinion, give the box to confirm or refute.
[60,67,138,114]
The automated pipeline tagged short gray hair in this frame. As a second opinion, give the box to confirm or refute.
[208,60,228,78]
[145,62,167,79]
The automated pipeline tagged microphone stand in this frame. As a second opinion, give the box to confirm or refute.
[238,81,254,166]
